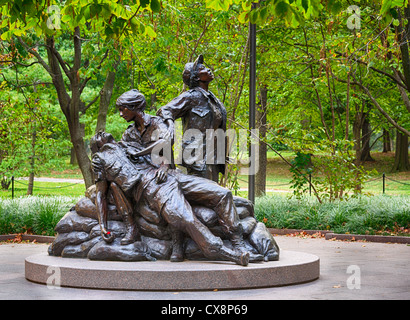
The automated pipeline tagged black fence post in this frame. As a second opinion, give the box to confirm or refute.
[11,176,14,199]
[248,4,257,205]
[309,173,312,196]
[382,173,385,194]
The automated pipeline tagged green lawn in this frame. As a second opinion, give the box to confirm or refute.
[0,152,408,237]
[1,180,86,199]
[234,151,410,196]
[1,151,409,199]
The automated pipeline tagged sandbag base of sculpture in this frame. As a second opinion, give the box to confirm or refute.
[45,191,281,263]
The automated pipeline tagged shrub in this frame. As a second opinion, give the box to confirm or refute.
[255,194,410,235]
[0,196,78,236]
[1,195,409,237]
[287,137,377,202]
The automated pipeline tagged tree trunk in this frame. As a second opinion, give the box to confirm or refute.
[27,86,37,196]
[255,85,268,197]
[360,113,375,162]
[45,31,94,188]
[70,122,85,165]
[70,147,77,165]
[69,122,93,187]
[26,128,36,195]
[397,6,410,92]
[353,109,363,164]
[68,81,93,188]
[18,27,113,189]
[392,130,410,172]
[96,70,117,133]
[382,128,392,153]
[150,84,157,111]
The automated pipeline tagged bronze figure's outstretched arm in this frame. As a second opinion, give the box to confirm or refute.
[95,179,115,243]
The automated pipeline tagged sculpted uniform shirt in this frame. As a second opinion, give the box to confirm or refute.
[91,143,178,215]
[91,142,228,247]
[121,115,173,168]
[116,112,240,236]
[157,87,227,175]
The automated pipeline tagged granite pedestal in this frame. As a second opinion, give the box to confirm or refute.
[25,250,319,291]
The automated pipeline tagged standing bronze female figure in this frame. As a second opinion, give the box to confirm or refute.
[157,55,227,182]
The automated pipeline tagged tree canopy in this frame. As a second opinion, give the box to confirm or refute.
[1,0,409,197]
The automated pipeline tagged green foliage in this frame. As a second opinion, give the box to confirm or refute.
[206,0,410,27]
[289,152,313,196]
[255,194,410,235]
[0,1,409,194]
[2,193,408,237]
[287,134,377,202]
[254,1,409,198]
[0,0,159,41]
[206,0,336,27]
[0,196,78,235]
[0,0,163,187]
[0,75,70,181]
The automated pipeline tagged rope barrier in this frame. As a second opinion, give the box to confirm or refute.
[4,172,408,199]
[235,177,291,188]
[363,177,383,183]
[233,174,409,194]
[13,179,83,189]
[385,177,410,186]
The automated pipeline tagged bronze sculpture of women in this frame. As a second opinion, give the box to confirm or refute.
[157,55,227,182]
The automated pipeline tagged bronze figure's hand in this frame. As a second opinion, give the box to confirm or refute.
[155,165,168,184]
[101,228,115,243]
[163,119,175,141]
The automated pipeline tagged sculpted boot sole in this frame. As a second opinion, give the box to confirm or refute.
[218,246,250,266]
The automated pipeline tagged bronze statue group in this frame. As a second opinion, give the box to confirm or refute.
[49,56,279,266]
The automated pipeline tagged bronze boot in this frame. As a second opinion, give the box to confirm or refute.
[120,213,139,245]
[170,229,185,262]
[230,232,264,262]
[218,246,250,266]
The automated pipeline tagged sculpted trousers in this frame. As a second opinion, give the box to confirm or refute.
[187,164,220,183]
[155,178,224,258]
[172,171,242,236]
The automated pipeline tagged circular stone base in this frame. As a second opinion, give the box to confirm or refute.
[25,250,319,291]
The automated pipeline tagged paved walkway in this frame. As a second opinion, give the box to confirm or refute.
[1,236,409,300]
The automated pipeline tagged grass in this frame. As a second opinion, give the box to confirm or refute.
[1,151,408,198]
[1,193,408,237]
[255,194,410,236]
[234,152,410,196]
[0,180,86,199]
[36,166,85,180]
[0,196,79,236]
[0,151,408,236]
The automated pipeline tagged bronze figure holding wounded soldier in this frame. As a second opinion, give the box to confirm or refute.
[48,61,279,266]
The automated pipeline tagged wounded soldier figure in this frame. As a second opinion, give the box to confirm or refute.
[91,131,257,266]
[48,131,279,264]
